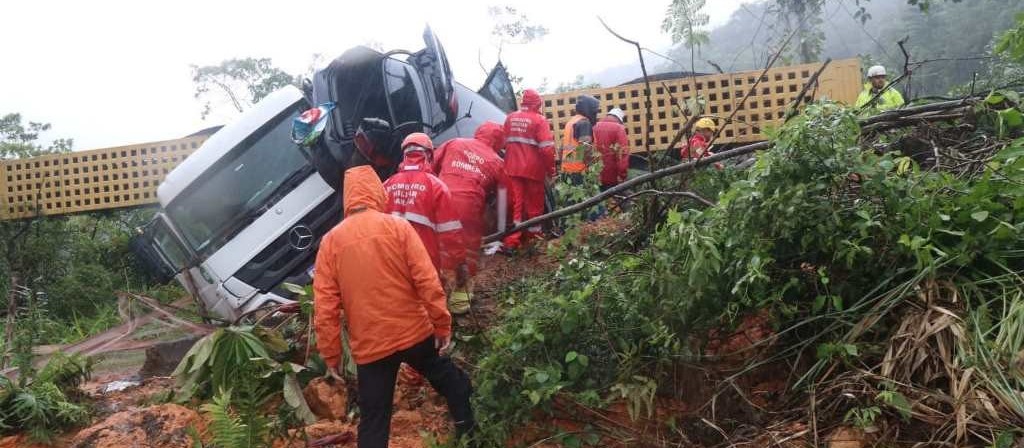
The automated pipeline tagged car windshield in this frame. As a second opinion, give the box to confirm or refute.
[166,106,307,253]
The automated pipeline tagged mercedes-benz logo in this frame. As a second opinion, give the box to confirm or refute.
[288,225,314,251]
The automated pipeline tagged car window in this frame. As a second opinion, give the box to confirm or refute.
[479,62,517,113]
[383,59,428,128]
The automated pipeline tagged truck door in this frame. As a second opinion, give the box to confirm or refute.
[410,26,458,129]
[131,215,191,284]
[478,61,518,114]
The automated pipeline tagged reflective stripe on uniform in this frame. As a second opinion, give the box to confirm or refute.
[507,136,554,148]
[506,136,538,146]
[391,211,463,232]
[436,220,462,232]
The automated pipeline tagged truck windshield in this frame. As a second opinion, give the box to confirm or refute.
[166,106,307,253]
[152,217,189,272]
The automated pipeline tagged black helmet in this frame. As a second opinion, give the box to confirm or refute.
[575,95,600,123]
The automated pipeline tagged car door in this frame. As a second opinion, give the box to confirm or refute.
[410,25,458,130]
[478,61,518,113]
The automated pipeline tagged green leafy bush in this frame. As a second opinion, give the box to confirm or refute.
[472,98,1024,444]
[173,325,315,440]
[0,353,93,443]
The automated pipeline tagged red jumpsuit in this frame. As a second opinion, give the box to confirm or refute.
[680,133,711,160]
[593,115,631,187]
[680,133,724,169]
[383,151,465,273]
[432,122,506,275]
[502,89,555,249]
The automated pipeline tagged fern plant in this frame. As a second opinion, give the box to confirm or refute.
[200,389,270,448]
[0,353,93,443]
[173,325,288,402]
[173,324,315,443]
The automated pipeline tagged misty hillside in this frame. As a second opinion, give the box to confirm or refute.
[588,0,1018,97]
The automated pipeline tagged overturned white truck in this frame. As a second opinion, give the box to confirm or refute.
[134,27,517,321]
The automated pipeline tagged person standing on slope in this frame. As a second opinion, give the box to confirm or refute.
[432,121,507,314]
[502,89,555,251]
[314,165,475,448]
[383,133,466,286]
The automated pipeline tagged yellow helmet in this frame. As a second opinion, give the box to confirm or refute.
[695,117,717,131]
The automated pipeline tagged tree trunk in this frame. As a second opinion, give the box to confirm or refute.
[3,271,19,369]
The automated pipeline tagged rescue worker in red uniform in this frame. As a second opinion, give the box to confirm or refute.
[681,118,717,160]
[593,108,630,191]
[680,118,724,170]
[383,133,466,284]
[502,89,555,250]
[431,122,507,314]
[592,108,631,217]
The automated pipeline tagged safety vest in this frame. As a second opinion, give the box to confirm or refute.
[854,83,905,111]
[560,115,588,174]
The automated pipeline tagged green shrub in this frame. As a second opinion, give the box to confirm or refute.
[0,353,93,443]
[471,98,1024,444]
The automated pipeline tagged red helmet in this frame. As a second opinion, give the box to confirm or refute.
[401,132,434,154]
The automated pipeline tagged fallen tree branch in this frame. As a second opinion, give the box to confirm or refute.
[859,97,977,126]
[484,141,771,243]
[617,189,716,207]
[860,109,972,133]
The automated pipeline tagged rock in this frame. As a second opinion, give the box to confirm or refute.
[102,379,141,393]
[139,337,200,378]
[828,426,866,448]
[71,403,204,448]
[303,377,349,421]
[273,420,355,448]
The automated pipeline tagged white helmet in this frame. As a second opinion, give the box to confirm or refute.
[607,108,626,122]
[867,65,887,78]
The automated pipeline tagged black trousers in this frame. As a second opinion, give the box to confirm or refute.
[356,336,474,448]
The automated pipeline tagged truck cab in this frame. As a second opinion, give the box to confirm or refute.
[134,27,516,321]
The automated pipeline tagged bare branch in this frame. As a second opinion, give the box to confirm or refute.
[709,26,800,146]
[599,16,655,164]
[784,58,831,122]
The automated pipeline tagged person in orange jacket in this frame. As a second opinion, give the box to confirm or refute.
[502,89,555,250]
[314,165,474,448]
[432,121,507,314]
[559,94,599,183]
[383,133,466,284]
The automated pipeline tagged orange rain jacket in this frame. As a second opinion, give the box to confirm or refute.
[313,165,452,367]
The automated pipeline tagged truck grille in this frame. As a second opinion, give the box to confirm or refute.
[231,194,342,292]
